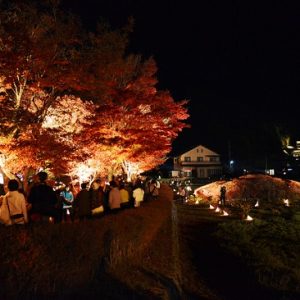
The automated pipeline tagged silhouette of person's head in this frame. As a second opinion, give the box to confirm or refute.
[110,181,117,188]
[8,179,19,191]
[38,171,48,183]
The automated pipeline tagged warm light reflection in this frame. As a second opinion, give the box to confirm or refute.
[222,210,229,216]
[215,207,221,212]
[255,201,259,207]
[209,204,214,209]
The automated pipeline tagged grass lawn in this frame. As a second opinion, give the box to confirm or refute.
[176,201,300,300]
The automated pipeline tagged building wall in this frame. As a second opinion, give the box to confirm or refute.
[178,145,219,163]
[174,145,222,178]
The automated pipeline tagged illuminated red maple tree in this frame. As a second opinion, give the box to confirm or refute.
[78,58,189,180]
[0,1,189,184]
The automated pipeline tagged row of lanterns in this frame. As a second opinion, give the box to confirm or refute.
[208,204,254,221]
[191,196,291,221]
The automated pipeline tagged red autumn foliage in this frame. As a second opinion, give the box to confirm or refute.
[0,1,189,181]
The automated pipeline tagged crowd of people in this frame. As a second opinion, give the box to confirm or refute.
[0,171,161,226]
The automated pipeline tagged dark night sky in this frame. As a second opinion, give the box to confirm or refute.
[62,0,300,167]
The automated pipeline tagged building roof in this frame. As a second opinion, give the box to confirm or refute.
[176,145,220,157]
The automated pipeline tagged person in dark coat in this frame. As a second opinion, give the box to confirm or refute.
[89,179,104,214]
[0,184,5,196]
[74,183,91,220]
[27,171,59,222]
[149,179,159,200]
[220,186,226,206]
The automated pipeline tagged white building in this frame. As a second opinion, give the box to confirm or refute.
[173,145,223,178]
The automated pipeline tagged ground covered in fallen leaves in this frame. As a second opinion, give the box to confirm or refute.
[195,174,300,206]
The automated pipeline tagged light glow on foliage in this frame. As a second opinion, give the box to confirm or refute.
[43,115,56,128]
[72,163,96,184]
[163,117,170,124]
[0,3,189,180]
[42,96,94,134]
[138,104,151,114]
[122,160,141,182]
[26,90,47,113]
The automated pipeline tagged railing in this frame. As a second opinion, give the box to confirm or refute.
[179,161,221,165]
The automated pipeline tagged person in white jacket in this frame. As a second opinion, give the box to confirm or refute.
[0,179,28,225]
[132,182,145,207]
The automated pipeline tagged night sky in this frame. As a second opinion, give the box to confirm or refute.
[62,0,300,168]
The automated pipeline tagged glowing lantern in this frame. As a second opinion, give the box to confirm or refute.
[246,215,253,221]
[195,200,199,205]
[215,207,221,212]
[283,199,289,207]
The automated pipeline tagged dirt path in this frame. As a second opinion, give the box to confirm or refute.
[176,202,287,300]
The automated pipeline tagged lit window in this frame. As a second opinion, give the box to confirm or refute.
[184,157,191,162]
